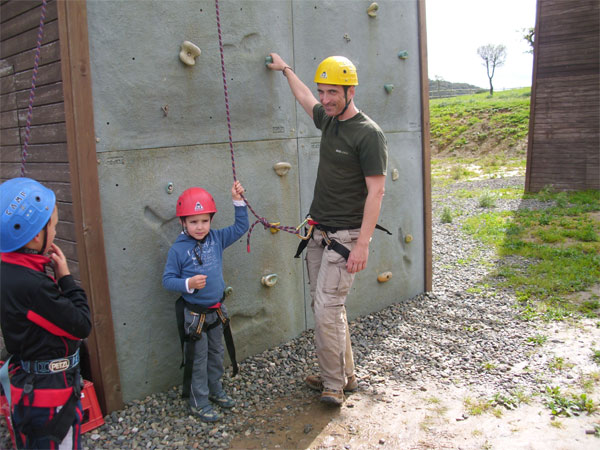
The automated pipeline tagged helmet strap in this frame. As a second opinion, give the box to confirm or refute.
[334,86,351,135]
[180,218,188,236]
[40,223,49,255]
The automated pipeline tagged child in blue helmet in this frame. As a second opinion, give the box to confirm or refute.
[163,181,248,422]
[0,177,91,449]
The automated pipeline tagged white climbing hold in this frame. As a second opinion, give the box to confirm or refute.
[179,41,201,66]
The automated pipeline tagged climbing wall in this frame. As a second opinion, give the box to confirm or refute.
[86,0,426,401]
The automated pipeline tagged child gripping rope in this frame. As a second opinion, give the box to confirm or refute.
[162,181,248,422]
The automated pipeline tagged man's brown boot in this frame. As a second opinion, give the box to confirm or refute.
[305,374,358,392]
[320,389,344,406]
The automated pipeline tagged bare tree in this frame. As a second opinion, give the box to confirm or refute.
[521,27,535,54]
[477,44,507,96]
[434,75,444,97]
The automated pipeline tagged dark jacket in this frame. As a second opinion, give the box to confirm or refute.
[0,252,91,406]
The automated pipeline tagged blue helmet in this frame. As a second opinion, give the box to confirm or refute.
[0,177,56,252]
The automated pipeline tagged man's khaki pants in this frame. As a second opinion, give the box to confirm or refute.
[306,229,359,391]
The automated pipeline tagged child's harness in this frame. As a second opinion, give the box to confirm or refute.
[175,296,238,398]
[1,350,82,445]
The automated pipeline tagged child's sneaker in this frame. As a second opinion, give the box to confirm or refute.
[190,405,221,422]
[209,391,235,408]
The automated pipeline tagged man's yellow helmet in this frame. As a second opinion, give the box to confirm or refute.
[313,56,358,86]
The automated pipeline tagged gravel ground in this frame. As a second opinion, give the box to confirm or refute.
[1,175,596,448]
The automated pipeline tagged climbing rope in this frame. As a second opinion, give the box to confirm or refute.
[20,0,48,177]
[214,0,302,252]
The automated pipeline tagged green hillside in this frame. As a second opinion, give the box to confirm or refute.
[430,88,531,157]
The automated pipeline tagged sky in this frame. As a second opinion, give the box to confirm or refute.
[426,0,537,90]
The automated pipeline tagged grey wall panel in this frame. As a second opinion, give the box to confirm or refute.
[291,0,422,138]
[299,131,424,329]
[87,0,425,401]
[97,140,305,401]
[87,0,296,152]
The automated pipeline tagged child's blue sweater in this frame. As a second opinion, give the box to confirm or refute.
[162,204,248,307]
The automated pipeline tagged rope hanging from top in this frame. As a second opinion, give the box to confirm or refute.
[20,0,49,177]
[214,0,301,252]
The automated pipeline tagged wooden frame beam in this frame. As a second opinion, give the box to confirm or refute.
[418,0,432,292]
[56,0,123,413]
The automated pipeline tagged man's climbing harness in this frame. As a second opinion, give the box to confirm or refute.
[175,296,238,398]
[20,0,48,177]
[294,217,392,261]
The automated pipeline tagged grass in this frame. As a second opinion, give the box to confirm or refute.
[440,206,453,224]
[579,371,600,393]
[464,396,494,415]
[548,357,574,372]
[461,189,600,319]
[543,386,597,417]
[430,88,531,154]
[592,349,600,365]
[464,390,531,417]
[527,334,548,346]
[478,191,496,208]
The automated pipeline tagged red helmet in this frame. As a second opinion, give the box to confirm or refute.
[176,187,217,217]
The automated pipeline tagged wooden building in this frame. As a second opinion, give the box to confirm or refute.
[525,0,600,192]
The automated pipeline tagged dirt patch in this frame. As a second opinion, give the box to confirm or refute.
[229,320,600,450]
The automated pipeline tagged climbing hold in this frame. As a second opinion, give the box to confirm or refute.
[367,2,379,17]
[377,271,392,283]
[398,50,409,59]
[261,274,278,287]
[179,41,201,66]
[270,222,280,234]
[224,286,233,297]
[392,168,399,181]
[166,182,174,194]
[384,84,394,94]
[161,105,169,117]
[273,162,292,176]
[265,55,273,66]
[405,234,413,243]
[343,33,351,43]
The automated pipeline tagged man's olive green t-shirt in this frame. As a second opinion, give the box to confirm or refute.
[309,104,388,228]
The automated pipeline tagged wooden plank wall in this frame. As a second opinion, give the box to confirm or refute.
[525,0,600,192]
[0,0,80,276]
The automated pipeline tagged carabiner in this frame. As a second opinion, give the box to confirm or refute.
[297,224,314,241]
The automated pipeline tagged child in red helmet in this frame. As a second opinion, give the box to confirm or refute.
[162,181,248,422]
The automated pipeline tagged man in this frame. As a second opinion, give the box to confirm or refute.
[268,53,388,405]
